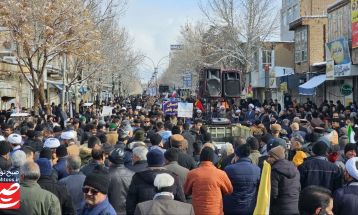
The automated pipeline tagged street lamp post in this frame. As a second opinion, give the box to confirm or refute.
[144,56,169,96]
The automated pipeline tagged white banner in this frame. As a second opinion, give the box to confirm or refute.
[101,106,114,116]
[177,102,193,118]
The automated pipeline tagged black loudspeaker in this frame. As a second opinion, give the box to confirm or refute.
[205,68,222,97]
[223,70,240,97]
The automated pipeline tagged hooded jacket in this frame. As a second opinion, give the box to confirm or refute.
[270,159,300,215]
[126,168,186,215]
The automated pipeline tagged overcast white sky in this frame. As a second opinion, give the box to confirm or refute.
[120,0,203,82]
[120,0,281,82]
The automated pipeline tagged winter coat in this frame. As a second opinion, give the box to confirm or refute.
[182,130,195,157]
[134,195,194,215]
[165,161,189,185]
[270,159,301,215]
[53,157,69,180]
[80,159,106,176]
[37,175,75,215]
[223,158,260,215]
[126,168,186,215]
[20,180,61,215]
[333,182,358,215]
[106,131,119,146]
[177,150,197,170]
[108,164,135,215]
[59,172,86,212]
[79,145,92,166]
[77,197,116,215]
[184,161,233,215]
[298,156,342,192]
[0,156,11,171]
[126,160,148,173]
[24,139,43,152]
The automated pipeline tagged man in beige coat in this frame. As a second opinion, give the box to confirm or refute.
[134,173,194,215]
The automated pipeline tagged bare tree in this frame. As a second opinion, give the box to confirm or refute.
[0,0,100,112]
[198,0,280,69]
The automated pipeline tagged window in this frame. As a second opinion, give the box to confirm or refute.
[262,50,272,69]
[283,11,287,25]
[293,4,298,20]
[288,8,292,22]
[295,27,307,63]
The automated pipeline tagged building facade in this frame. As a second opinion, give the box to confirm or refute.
[326,0,358,105]
[280,0,337,104]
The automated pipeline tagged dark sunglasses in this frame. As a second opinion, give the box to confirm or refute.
[82,187,99,195]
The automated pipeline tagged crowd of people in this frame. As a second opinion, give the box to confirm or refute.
[0,96,357,215]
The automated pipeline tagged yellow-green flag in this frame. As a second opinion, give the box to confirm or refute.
[253,160,271,215]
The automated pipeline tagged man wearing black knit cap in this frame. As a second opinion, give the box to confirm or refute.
[77,167,116,215]
[298,141,342,192]
[126,149,186,215]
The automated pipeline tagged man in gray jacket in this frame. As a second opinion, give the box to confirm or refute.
[134,173,194,215]
[164,148,189,185]
[20,161,61,215]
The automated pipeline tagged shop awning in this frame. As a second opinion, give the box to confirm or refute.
[299,74,326,95]
[45,80,63,91]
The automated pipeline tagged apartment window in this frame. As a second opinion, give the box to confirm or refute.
[262,50,272,68]
[283,11,287,25]
[288,8,292,22]
[295,27,307,63]
[293,4,298,20]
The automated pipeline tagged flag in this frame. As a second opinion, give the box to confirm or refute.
[171,90,177,98]
[348,125,356,143]
[195,99,205,112]
[253,160,271,215]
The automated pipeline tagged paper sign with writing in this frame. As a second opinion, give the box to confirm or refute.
[177,102,193,118]
[101,106,114,116]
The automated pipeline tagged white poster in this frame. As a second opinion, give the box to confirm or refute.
[101,106,114,116]
[177,102,193,118]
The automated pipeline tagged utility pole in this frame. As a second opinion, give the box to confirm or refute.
[61,54,67,111]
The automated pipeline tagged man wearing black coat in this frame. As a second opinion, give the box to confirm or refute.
[126,149,186,215]
[80,147,107,176]
[108,148,135,215]
[298,141,342,192]
[268,146,300,215]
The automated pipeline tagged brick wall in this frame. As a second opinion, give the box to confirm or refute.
[274,42,295,68]
[300,0,337,16]
[306,18,328,66]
